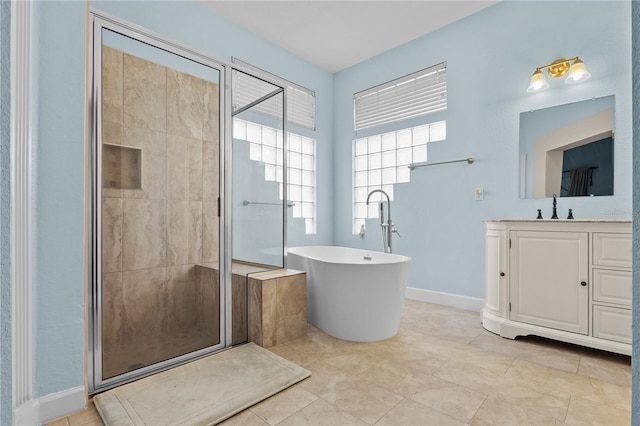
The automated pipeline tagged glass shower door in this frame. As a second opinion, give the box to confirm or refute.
[93,22,225,390]
[231,69,286,269]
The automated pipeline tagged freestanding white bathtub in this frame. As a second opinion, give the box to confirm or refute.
[287,246,411,342]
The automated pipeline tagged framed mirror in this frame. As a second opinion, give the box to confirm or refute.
[519,95,614,199]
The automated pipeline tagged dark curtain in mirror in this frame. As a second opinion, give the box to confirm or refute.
[560,137,613,197]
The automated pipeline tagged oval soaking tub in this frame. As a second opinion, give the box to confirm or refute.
[287,246,411,342]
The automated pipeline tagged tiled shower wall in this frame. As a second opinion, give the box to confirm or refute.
[100,46,220,352]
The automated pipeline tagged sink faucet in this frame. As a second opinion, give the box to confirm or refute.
[366,189,398,253]
[551,194,559,219]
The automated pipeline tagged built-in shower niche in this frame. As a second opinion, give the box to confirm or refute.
[103,144,142,189]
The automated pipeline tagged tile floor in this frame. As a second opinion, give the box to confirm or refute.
[50,299,631,425]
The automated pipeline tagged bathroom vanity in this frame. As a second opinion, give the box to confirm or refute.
[482,220,632,355]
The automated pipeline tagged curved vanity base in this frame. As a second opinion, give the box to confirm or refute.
[482,220,632,357]
[481,309,631,356]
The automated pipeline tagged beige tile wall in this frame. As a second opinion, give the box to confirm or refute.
[100,46,221,359]
[248,271,307,348]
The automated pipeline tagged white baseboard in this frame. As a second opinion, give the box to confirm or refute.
[38,385,86,424]
[13,400,39,426]
[405,286,484,312]
[14,386,86,425]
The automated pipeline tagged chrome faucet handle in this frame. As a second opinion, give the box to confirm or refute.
[392,225,401,237]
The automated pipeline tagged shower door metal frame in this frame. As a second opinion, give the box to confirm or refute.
[88,11,232,393]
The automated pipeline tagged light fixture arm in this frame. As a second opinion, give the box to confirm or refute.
[535,57,581,78]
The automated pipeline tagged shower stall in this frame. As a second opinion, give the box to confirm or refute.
[89,13,287,392]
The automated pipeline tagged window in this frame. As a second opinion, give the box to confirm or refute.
[232,58,316,130]
[353,121,445,233]
[234,118,316,234]
[354,62,447,131]
[288,134,317,234]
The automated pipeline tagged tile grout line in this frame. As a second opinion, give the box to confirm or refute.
[465,393,489,425]
[369,395,406,426]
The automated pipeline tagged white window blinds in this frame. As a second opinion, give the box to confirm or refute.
[232,69,284,119]
[354,62,447,131]
[232,58,316,130]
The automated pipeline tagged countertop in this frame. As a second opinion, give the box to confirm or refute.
[484,219,631,223]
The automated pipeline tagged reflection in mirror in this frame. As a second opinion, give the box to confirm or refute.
[519,95,614,198]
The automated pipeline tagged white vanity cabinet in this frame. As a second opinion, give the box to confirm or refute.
[482,220,632,355]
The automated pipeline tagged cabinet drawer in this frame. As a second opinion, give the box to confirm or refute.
[592,305,631,344]
[592,269,632,306]
[593,233,632,268]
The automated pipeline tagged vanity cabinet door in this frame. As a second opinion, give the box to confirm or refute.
[510,231,589,335]
[485,228,507,316]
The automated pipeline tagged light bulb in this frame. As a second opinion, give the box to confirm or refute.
[566,59,591,84]
[527,69,549,93]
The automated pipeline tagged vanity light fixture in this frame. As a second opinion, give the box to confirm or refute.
[526,57,591,93]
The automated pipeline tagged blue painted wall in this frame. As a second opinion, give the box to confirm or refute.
[30,0,333,398]
[0,0,11,422]
[631,1,639,423]
[32,0,88,397]
[333,1,632,299]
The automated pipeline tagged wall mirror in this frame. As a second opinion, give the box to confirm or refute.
[519,95,614,199]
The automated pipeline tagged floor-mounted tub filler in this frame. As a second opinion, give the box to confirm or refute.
[287,246,411,342]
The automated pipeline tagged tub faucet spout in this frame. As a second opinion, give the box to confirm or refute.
[366,189,394,253]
